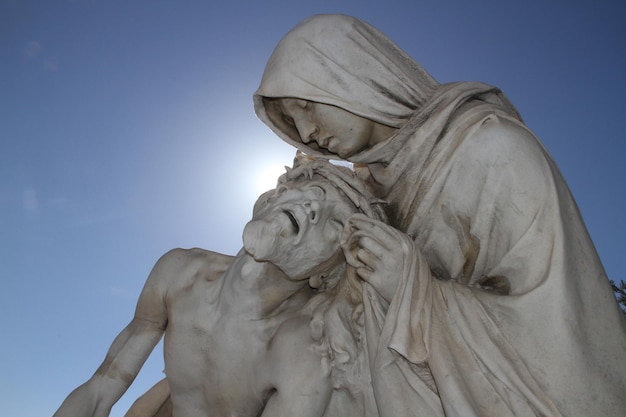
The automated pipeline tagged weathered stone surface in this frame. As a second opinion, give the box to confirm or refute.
[55,14,626,417]
[254,13,626,417]
[54,158,384,417]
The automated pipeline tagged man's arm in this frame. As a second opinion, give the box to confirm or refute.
[53,251,176,417]
[124,378,172,417]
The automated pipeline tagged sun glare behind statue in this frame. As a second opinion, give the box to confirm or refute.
[256,163,288,195]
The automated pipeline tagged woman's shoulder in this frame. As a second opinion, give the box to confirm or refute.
[462,114,553,174]
[446,112,558,206]
[470,114,538,151]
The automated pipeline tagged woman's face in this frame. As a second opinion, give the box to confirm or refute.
[277,98,391,159]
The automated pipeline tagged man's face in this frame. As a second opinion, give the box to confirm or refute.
[243,180,353,280]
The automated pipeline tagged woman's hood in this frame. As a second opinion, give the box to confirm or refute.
[254,14,439,159]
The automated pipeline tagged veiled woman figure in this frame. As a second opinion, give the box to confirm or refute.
[254,14,626,417]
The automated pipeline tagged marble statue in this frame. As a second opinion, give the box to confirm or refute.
[255,14,626,417]
[54,157,386,417]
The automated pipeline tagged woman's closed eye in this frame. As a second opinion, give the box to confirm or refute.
[297,99,311,110]
[283,114,296,128]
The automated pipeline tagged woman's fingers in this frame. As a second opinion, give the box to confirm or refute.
[341,213,415,302]
[357,235,386,259]
[354,266,372,282]
[341,229,365,268]
[356,247,378,269]
[342,214,403,272]
[346,214,400,250]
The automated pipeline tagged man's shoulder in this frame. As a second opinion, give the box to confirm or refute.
[147,248,235,290]
[163,247,233,263]
[162,247,234,280]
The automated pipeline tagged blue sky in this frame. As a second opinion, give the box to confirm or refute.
[1,1,624,416]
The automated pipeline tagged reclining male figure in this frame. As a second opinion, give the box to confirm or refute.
[53,158,385,417]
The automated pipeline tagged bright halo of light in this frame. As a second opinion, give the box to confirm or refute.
[256,164,288,195]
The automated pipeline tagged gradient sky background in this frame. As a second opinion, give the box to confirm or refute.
[1,1,624,416]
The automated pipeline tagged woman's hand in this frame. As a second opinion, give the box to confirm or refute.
[341,213,414,302]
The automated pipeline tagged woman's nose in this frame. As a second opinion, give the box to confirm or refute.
[296,120,319,144]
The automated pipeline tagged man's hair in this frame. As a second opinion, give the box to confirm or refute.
[279,152,387,223]
[272,154,387,399]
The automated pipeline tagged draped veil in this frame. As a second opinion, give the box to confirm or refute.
[255,14,626,417]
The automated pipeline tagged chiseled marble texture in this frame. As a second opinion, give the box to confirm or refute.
[255,13,626,417]
[55,14,626,417]
[55,158,385,417]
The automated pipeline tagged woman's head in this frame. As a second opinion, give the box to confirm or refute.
[265,98,397,159]
[255,14,439,159]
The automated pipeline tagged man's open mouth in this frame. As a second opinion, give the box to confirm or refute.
[283,210,300,234]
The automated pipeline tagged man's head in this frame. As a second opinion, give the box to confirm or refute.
[243,156,385,281]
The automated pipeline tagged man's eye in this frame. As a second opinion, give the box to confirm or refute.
[332,219,344,228]
[310,185,326,198]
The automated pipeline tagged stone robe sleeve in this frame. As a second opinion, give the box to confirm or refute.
[365,114,626,417]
